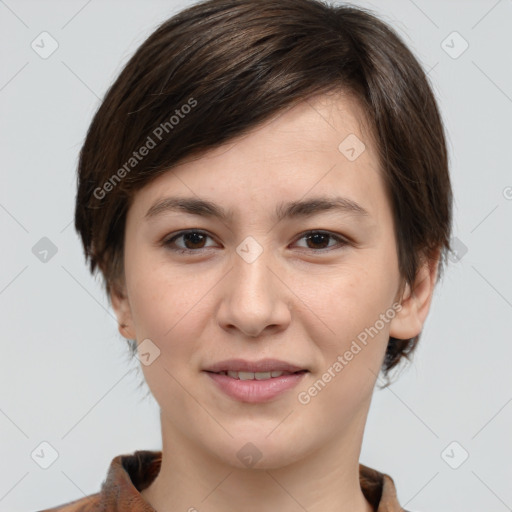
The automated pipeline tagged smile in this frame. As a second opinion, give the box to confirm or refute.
[213,370,301,380]
[204,370,308,403]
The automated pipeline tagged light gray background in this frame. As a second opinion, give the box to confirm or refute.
[1,0,511,511]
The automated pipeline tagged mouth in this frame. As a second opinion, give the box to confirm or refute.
[205,369,308,380]
[203,359,309,403]
[203,358,308,375]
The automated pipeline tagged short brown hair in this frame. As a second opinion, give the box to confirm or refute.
[74,0,453,375]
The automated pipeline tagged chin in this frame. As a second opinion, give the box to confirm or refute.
[208,433,308,471]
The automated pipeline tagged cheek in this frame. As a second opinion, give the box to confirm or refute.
[124,257,212,410]
[293,267,395,428]
[124,246,219,386]
[128,269,208,347]
[297,250,398,388]
[302,254,397,339]
[125,237,199,334]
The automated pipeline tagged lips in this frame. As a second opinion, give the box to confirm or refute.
[205,369,308,403]
[203,358,309,402]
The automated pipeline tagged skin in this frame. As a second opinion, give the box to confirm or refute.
[111,91,439,512]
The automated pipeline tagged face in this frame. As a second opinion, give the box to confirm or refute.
[113,92,437,469]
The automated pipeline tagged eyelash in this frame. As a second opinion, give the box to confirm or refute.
[162,229,350,254]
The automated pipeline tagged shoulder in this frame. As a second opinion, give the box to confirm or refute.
[35,449,162,512]
[37,492,102,511]
[359,463,412,512]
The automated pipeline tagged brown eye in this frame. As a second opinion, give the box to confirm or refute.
[305,233,330,249]
[181,232,207,249]
[294,231,349,251]
[163,230,216,252]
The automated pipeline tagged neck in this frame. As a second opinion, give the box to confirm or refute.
[141,412,374,512]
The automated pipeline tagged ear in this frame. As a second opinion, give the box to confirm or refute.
[110,280,137,340]
[389,249,440,340]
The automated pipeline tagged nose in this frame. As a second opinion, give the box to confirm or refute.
[216,244,291,338]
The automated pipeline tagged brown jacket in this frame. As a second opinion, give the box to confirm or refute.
[38,450,409,512]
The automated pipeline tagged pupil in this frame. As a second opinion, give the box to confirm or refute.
[308,233,328,249]
[185,232,205,249]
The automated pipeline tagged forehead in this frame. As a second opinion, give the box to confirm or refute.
[180,91,376,167]
[128,92,388,223]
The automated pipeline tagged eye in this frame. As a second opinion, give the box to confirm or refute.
[293,230,349,251]
[163,230,218,253]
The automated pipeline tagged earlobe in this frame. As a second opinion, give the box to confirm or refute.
[110,282,136,340]
[389,251,440,340]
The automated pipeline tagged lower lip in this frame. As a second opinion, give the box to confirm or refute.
[204,371,308,403]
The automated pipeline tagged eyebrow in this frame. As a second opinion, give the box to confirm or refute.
[145,195,370,223]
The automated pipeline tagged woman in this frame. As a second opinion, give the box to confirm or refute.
[41,0,452,510]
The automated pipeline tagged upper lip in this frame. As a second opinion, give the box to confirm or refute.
[204,358,307,373]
